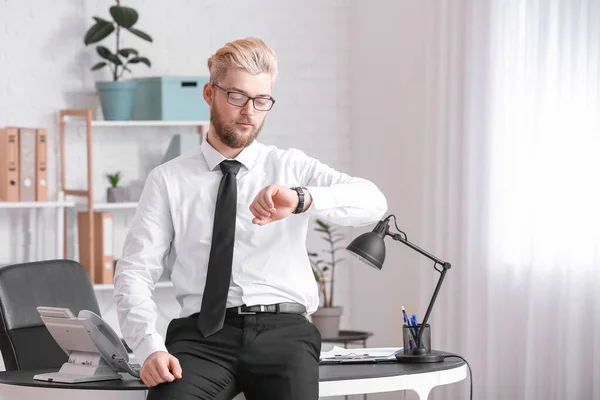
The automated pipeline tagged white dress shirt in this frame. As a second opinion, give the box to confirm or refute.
[113,137,387,365]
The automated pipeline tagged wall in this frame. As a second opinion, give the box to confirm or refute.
[0,0,355,376]
[0,0,352,252]
[349,0,429,345]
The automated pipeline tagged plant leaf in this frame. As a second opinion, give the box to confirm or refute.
[84,21,115,45]
[91,62,107,71]
[313,269,321,282]
[118,48,139,57]
[110,6,138,28]
[106,172,121,187]
[128,56,151,67]
[126,27,153,42]
[316,220,330,230]
[97,46,122,65]
[308,252,318,257]
[314,228,327,233]
[93,16,110,24]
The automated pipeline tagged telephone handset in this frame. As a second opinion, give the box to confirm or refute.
[34,306,141,383]
[79,309,141,378]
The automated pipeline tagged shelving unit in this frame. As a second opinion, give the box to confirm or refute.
[93,280,173,291]
[0,194,75,260]
[0,200,74,209]
[73,202,139,212]
[59,108,209,283]
[76,120,211,128]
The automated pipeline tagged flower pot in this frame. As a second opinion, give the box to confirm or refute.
[311,306,343,339]
[107,187,127,203]
[96,80,138,121]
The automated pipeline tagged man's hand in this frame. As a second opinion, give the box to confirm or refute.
[140,351,182,388]
[249,185,311,226]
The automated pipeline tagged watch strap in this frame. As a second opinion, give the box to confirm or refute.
[291,187,305,214]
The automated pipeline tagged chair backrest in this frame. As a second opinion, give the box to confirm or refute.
[0,259,101,371]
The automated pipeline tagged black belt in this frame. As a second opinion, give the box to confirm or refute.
[225,302,306,315]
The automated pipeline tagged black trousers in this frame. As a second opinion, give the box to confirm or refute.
[146,312,322,400]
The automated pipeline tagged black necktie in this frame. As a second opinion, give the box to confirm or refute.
[197,160,241,337]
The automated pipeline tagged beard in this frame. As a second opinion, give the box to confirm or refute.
[210,103,265,149]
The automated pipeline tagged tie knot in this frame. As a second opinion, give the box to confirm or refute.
[220,160,241,175]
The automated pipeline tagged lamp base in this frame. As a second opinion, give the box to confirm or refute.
[395,349,450,363]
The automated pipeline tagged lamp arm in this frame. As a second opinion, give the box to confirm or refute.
[389,233,449,266]
[389,233,451,346]
[417,267,448,345]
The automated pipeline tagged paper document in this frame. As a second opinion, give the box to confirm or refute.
[319,346,403,364]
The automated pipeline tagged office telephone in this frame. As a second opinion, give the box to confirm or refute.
[33,306,141,383]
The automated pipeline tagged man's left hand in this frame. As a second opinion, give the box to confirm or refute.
[249,185,310,226]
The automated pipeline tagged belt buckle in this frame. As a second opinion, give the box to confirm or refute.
[237,305,260,315]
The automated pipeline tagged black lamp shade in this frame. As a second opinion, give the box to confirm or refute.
[346,231,386,270]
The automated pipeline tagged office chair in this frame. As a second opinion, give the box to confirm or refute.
[0,259,101,371]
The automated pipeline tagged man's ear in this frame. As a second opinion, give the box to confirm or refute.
[203,83,213,107]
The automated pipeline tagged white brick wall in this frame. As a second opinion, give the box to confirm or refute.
[0,0,353,249]
[0,1,352,245]
[0,0,356,375]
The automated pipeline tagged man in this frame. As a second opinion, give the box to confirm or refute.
[114,37,387,400]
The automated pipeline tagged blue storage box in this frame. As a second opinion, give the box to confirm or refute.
[131,76,210,121]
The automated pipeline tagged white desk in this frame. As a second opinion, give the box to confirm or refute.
[0,359,467,400]
[319,360,467,399]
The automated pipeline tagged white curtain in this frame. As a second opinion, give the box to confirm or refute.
[419,0,600,399]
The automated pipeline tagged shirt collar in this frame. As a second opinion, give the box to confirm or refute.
[200,133,260,171]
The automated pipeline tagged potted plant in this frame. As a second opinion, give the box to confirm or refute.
[106,172,126,203]
[309,219,346,338]
[84,0,152,120]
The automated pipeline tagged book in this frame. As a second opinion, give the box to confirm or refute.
[0,128,20,202]
[17,128,37,201]
[78,211,114,284]
[35,128,48,201]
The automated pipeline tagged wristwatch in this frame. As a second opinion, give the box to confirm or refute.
[291,187,305,214]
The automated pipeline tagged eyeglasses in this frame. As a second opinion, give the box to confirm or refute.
[211,83,276,111]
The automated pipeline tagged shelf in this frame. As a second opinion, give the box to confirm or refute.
[66,119,209,128]
[71,202,139,212]
[93,202,138,211]
[0,201,75,209]
[93,280,173,291]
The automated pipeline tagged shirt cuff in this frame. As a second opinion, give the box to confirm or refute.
[303,186,335,213]
[134,333,168,367]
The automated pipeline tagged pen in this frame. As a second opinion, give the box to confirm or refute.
[411,314,419,338]
[411,314,424,348]
[402,306,417,349]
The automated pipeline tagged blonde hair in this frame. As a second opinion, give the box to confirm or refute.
[207,37,278,85]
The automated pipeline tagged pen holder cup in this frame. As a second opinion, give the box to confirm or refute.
[403,324,431,355]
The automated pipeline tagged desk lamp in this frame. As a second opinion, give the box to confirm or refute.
[346,215,451,363]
